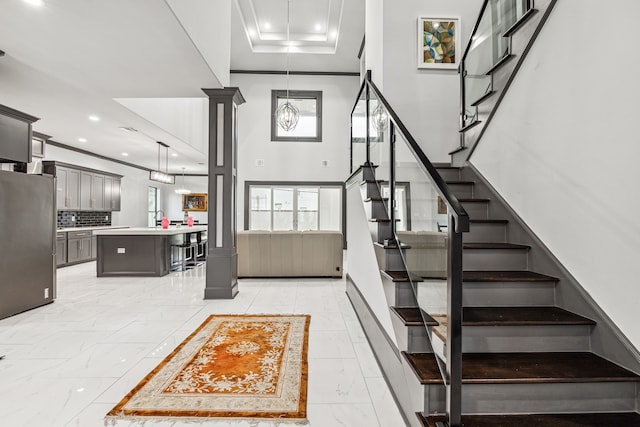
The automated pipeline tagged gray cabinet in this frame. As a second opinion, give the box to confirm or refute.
[104,176,122,211]
[91,233,97,260]
[56,232,67,266]
[80,172,105,211]
[67,230,92,264]
[45,162,121,212]
[55,166,81,210]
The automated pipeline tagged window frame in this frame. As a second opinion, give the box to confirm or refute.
[271,90,323,142]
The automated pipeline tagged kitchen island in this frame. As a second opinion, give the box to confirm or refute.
[94,225,207,277]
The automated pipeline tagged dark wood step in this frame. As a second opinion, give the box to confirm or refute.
[404,352,640,385]
[464,242,530,250]
[369,218,391,223]
[391,307,438,327]
[459,198,490,203]
[361,179,384,184]
[463,306,596,326]
[470,219,508,224]
[382,270,424,283]
[463,271,559,282]
[460,120,482,133]
[433,163,459,169]
[486,53,515,75]
[364,197,388,202]
[446,180,475,186]
[418,412,640,427]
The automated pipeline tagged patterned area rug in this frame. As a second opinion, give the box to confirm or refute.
[106,314,310,423]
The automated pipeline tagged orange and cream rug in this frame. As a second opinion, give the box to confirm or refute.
[106,314,310,423]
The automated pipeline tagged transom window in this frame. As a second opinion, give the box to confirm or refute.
[247,184,342,232]
[271,90,323,142]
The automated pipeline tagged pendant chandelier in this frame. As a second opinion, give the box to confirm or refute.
[275,0,299,132]
[174,167,191,195]
[149,141,175,184]
[372,103,389,131]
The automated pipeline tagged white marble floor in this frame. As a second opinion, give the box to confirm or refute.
[0,262,405,427]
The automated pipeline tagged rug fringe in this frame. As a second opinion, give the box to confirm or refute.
[105,415,309,426]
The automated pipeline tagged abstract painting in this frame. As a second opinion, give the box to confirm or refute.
[418,17,460,69]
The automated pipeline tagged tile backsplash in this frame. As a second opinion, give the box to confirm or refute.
[57,211,112,228]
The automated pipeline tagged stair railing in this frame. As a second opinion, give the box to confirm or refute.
[351,70,469,427]
[458,0,534,147]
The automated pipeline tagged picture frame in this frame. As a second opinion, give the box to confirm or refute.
[418,17,460,69]
[182,193,208,212]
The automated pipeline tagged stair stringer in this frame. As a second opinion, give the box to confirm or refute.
[461,162,640,375]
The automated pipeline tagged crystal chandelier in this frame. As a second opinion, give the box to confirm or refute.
[372,103,389,131]
[275,0,299,132]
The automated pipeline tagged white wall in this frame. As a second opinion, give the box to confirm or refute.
[166,0,231,87]
[230,73,360,229]
[471,0,640,347]
[44,145,154,227]
[380,0,484,162]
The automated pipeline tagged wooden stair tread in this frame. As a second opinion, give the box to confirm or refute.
[418,412,640,427]
[464,271,559,282]
[368,218,391,223]
[391,307,438,326]
[446,180,475,185]
[459,198,491,203]
[464,242,530,250]
[363,197,388,202]
[463,306,596,326]
[382,270,424,282]
[361,179,384,184]
[403,352,640,384]
[470,219,508,224]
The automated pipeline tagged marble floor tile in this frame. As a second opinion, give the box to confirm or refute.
[0,261,405,427]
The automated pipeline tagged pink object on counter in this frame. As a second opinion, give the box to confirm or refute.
[161,217,169,229]
[187,216,194,227]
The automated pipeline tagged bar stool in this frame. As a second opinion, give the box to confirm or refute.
[170,233,197,271]
[196,230,208,262]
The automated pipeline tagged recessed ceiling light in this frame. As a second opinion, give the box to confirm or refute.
[122,152,129,156]
[23,0,44,6]
[171,153,178,157]
[264,22,271,30]
[78,138,87,143]
[88,115,100,122]
[315,24,322,31]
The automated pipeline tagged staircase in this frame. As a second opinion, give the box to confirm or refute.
[355,163,640,426]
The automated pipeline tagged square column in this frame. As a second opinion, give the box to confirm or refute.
[202,87,245,299]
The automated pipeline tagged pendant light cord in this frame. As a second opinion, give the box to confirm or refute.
[286,0,291,102]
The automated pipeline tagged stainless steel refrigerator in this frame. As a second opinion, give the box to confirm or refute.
[0,170,56,319]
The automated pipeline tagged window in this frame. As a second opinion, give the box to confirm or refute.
[271,90,322,142]
[246,183,342,232]
[147,186,158,227]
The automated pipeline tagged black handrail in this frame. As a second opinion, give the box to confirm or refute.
[460,0,490,63]
[365,75,469,233]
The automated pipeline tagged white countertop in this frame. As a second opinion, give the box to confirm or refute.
[57,226,130,232]
[93,225,207,236]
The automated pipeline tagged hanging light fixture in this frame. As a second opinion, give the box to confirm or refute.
[149,141,175,184]
[372,103,389,131]
[275,0,299,132]
[175,167,191,195]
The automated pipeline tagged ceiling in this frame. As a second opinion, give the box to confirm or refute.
[0,0,364,175]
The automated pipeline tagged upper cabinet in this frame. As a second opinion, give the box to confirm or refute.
[43,161,122,212]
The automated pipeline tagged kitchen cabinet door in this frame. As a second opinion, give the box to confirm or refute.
[56,235,67,266]
[92,174,105,211]
[104,176,113,211]
[111,177,121,211]
[56,167,81,210]
[67,237,91,263]
[56,168,68,208]
[80,172,92,210]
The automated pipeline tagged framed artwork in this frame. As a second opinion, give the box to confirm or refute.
[182,193,208,212]
[418,17,460,69]
[437,196,448,214]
